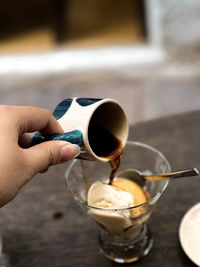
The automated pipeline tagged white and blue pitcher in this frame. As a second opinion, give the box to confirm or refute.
[33,97,128,162]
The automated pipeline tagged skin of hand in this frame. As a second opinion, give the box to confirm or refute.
[0,105,80,207]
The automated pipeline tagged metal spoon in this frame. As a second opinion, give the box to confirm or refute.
[117,168,199,187]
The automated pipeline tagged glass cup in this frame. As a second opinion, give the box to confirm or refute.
[65,141,171,263]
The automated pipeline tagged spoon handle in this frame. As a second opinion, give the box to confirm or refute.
[146,168,199,181]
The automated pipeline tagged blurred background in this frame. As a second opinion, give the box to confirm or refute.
[1,0,200,124]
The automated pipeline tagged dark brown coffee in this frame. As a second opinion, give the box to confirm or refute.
[108,152,122,185]
[88,122,123,184]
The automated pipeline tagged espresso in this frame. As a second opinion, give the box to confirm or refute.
[108,153,122,185]
[88,122,123,184]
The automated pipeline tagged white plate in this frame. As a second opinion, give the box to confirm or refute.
[179,203,200,266]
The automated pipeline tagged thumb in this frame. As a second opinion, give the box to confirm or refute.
[25,141,80,174]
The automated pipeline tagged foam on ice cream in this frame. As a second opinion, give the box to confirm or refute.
[87,181,134,209]
[87,181,134,236]
[87,179,147,238]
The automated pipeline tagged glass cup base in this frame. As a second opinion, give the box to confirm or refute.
[99,224,153,264]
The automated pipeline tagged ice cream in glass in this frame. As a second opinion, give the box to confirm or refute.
[66,141,170,263]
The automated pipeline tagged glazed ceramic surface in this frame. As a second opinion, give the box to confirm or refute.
[179,202,200,266]
[33,97,128,161]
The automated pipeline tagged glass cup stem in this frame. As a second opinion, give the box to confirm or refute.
[99,223,153,263]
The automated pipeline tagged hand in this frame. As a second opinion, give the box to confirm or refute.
[0,105,80,207]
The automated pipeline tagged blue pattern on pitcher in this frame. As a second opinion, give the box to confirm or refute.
[32,130,83,146]
[76,98,102,106]
[53,99,73,120]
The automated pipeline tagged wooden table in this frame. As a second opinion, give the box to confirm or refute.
[1,111,200,267]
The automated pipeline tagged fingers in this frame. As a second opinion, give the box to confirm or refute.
[17,106,63,135]
[18,133,33,148]
[24,141,80,175]
[0,105,63,136]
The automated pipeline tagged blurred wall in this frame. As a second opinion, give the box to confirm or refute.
[1,69,200,125]
[147,0,200,61]
[0,0,200,125]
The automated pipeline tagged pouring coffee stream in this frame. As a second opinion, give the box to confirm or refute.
[88,121,123,184]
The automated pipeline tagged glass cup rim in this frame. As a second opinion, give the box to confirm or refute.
[65,141,171,212]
